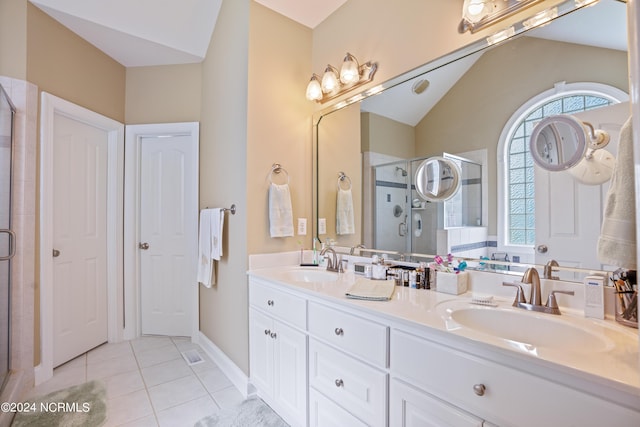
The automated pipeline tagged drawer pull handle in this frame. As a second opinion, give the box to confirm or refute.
[473,384,486,396]
[334,327,344,336]
[264,329,270,335]
[270,332,277,339]
[334,379,344,387]
[267,300,274,306]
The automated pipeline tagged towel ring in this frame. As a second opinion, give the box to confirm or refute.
[338,172,352,190]
[269,163,290,185]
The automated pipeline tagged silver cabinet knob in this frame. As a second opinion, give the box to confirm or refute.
[52,249,61,258]
[335,379,344,387]
[267,300,274,306]
[139,242,150,250]
[473,384,486,396]
[270,332,277,339]
[334,327,344,336]
[537,244,548,254]
[264,329,270,335]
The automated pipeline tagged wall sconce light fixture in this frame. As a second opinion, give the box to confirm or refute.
[458,0,544,33]
[306,53,378,103]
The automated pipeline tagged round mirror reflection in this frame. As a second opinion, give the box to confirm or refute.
[414,156,461,202]
[529,115,588,171]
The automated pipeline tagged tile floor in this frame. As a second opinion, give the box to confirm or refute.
[24,336,245,427]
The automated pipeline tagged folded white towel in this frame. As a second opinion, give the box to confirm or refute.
[345,278,395,301]
[197,209,214,288]
[211,208,224,261]
[336,188,355,235]
[597,116,636,269]
[269,183,294,238]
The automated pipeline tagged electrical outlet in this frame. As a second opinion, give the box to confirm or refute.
[318,218,326,235]
[297,218,307,235]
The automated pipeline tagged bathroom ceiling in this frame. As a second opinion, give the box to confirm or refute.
[28,0,347,67]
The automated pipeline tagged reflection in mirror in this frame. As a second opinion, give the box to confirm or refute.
[314,0,629,280]
[415,157,461,202]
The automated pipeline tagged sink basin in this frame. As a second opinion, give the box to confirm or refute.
[281,269,339,283]
[447,307,612,352]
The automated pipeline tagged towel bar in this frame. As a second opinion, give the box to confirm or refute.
[204,204,236,215]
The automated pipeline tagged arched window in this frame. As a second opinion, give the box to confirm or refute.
[497,82,628,252]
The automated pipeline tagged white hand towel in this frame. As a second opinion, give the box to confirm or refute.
[336,188,355,235]
[269,183,294,238]
[197,209,214,288]
[211,208,224,261]
[597,116,636,269]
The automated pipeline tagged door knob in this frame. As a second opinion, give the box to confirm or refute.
[138,242,149,250]
[52,249,61,258]
[537,244,548,254]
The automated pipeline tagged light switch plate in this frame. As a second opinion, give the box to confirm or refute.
[297,218,307,235]
[318,218,326,235]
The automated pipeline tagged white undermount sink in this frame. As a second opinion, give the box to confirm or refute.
[281,268,339,283]
[449,307,612,352]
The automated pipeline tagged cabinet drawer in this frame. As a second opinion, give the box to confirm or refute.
[390,378,483,427]
[391,329,640,427]
[309,339,387,427]
[250,281,306,329]
[309,388,368,427]
[308,301,388,367]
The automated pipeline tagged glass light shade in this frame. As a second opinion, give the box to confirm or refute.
[306,76,322,101]
[321,66,339,93]
[340,54,360,85]
[463,0,490,23]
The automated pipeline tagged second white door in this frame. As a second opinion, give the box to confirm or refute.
[138,130,198,336]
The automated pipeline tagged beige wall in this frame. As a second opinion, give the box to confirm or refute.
[362,112,415,158]
[198,0,313,375]
[0,0,27,79]
[415,37,629,235]
[26,4,126,123]
[125,64,202,124]
[198,0,251,374]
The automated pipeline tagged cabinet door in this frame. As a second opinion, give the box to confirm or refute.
[249,308,274,395]
[273,319,307,425]
[390,378,483,427]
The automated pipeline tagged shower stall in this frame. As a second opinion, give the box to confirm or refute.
[0,84,15,392]
[373,153,483,257]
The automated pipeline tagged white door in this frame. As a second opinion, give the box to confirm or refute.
[535,102,629,277]
[137,129,198,336]
[52,115,109,367]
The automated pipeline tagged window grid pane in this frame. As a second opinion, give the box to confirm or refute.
[506,95,612,247]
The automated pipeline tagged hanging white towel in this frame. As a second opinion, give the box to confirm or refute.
[597,116,636,269]
[197,209,214,288]
[336,188,355,235]
[197,208,225,288]
[269,183,294,238]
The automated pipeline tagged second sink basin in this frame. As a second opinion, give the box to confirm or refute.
[281,268,339,283]
[443,305,614,353]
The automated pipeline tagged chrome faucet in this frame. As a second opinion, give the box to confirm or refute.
[502,267,574,315]
[522,267,542,306]
[350,244,365,255]
[320,247,342,273]
[544,259,559,280]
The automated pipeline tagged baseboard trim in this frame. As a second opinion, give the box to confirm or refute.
[195,331,255,398]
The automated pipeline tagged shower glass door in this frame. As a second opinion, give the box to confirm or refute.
[0,84,15,389]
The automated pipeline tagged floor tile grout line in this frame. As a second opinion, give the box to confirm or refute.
[128,339,163,427]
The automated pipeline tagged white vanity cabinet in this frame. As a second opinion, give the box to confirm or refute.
[390,328,640,427]
[307,301,389,427]
[249,280,307,427]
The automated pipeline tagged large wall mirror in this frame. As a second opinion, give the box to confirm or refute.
[314,0,629,280]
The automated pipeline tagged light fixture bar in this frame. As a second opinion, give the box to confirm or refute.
[459,0,545,34]
[306,54,378,103]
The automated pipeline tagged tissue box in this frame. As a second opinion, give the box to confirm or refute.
[435,271,468,295]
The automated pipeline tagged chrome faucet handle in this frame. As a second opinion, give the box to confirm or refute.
[545,290,575,314]
[503,282,527,306]
[544,260,560,280]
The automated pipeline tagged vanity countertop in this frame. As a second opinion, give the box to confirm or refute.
[248,265,640,404]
